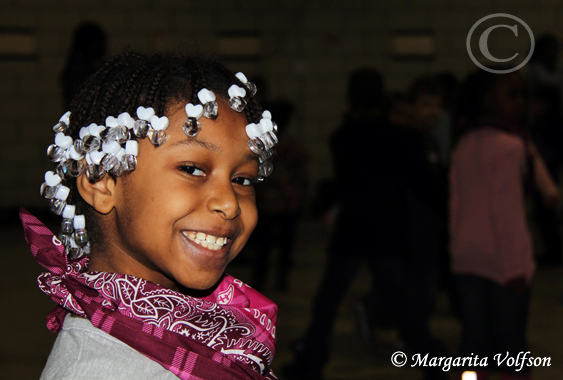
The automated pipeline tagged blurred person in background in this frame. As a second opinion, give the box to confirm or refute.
[450,68,559,380]
[432,72,459,164]
[526,33,563,266]
[386,91,412,128]
[283,67,388,380]
[61,22,107,109]
[285,68,448,380]
[353,76,449,380]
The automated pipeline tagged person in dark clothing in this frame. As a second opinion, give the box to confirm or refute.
[401,76,449,292]
[526,34,563,266]
[528,88,563,266]
[283,69,447,380]
[357,76,450,375]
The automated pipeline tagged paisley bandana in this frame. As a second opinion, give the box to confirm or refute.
[20,209,277,379]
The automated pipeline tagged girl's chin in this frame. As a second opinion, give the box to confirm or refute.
[176,273,225,295]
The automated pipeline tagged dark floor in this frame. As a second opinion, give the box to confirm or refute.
[2,217,562,379]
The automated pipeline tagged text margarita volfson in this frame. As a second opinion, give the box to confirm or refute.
[390,351,551,372]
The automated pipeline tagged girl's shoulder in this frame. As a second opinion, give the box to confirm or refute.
[40,314,179,380]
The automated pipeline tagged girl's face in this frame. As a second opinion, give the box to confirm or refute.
[99,99,259,291]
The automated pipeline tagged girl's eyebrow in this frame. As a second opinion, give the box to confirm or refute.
[244,153,259,162]
[168,138,218,151]
[167,138,259,162]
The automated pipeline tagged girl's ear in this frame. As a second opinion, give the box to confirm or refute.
[76,173,116,215]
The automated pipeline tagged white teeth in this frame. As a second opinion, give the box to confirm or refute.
[183,231,227,250]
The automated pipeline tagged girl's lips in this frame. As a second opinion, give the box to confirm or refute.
[182,231,229,251]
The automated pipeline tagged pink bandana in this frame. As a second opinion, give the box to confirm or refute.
[21,209,277,379]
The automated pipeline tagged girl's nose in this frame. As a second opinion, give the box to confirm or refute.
[206,179,241,220]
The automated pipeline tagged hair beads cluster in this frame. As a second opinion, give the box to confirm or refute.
[41,51,277,261]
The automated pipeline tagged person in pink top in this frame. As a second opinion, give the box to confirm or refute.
[450,69,558,380]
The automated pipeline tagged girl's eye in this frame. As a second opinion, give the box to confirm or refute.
[232,177,255,186]
[180,165,205,177]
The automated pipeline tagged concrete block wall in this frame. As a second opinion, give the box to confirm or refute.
[1,0,563,209]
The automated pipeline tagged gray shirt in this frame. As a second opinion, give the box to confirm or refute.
[40,313,179,379]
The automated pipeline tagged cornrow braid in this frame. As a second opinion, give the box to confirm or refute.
[68,52,147,137]
[100,54,145,119]
[244,91,263,124]
[130,55,155,111]
[190,60,206,105]
[145,69,165,114]
[119,58,148,112]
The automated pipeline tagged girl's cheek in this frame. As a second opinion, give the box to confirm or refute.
[247,204,259,231]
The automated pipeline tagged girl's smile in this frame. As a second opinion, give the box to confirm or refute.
[84,98,259,291]
[179,229,234,272]
[182,231,229,251]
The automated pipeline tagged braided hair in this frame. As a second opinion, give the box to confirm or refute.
[66,50,263,246]
[68,51,262,135]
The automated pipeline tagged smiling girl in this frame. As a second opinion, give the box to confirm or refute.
[21,51,278,379]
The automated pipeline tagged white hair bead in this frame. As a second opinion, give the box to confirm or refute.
[69,144,83,160]
[45,171,62,187]
[197,88,216,104]
[102,140,121,155]
[89,151,105,165]
[55,133,73,149]
[79,127,90,139]
[125,140,139,156]
[150,115,169,131]
[185,103,203,119]
[136,106,155,121]
[88,124,105,138]
[73,215,86,230]
[246,123,262,139]
[105,116,119,127]
[55,185,70,201]
[118,112,135,129]
[62,204,76,219]
[235,72,248,83]
[228,84,246,98]
[59,111,71,124]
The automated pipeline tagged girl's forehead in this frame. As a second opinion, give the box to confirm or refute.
[169,99,249,139]
[141,102,252,158]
